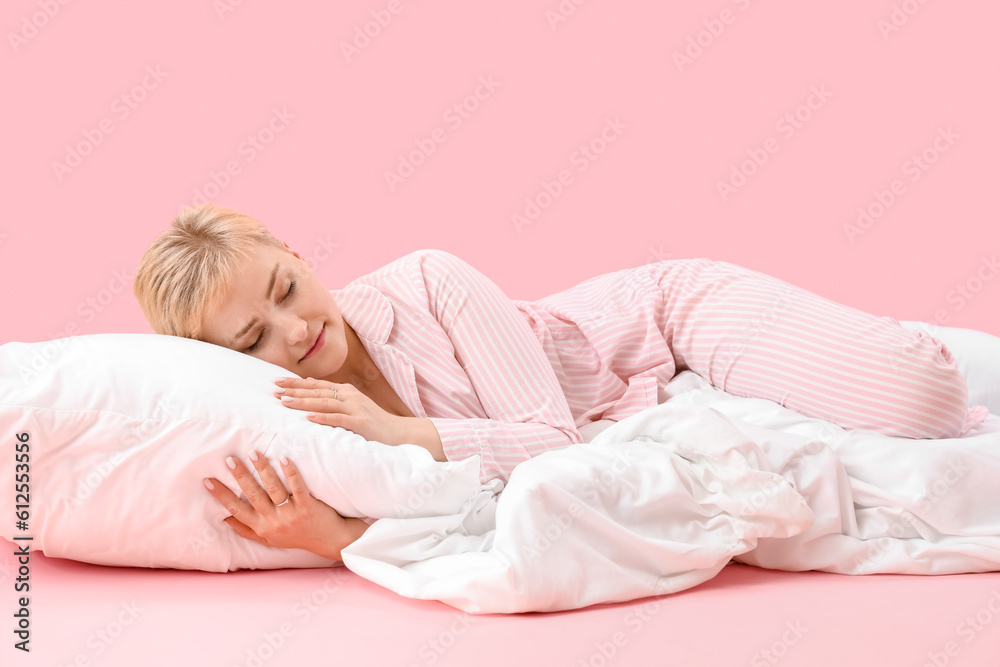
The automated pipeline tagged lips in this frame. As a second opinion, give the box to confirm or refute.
[300,325,325,361]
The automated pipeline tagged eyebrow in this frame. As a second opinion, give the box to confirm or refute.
[230,262,280,347]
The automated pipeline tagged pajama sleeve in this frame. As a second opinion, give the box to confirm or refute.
[414,250,583,484]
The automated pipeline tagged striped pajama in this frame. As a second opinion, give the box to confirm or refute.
[335,251,984,484]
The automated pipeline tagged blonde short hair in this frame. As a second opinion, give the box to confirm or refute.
[133,204,287,340]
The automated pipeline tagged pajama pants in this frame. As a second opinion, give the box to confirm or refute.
[521,258,985,439]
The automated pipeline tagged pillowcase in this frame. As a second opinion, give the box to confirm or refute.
[0,333,482,572]
[899,321,1000,415]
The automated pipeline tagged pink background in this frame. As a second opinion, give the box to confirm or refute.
[4,1,1000,665]
[2,0,999,346]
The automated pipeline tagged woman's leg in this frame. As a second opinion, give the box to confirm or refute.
[645,258,981,439]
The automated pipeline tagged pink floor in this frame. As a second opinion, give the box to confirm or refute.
[4,544,1000,666]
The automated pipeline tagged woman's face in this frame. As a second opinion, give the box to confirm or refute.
[198,242,349,377]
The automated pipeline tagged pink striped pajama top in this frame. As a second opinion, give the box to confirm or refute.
[332,249,985,484]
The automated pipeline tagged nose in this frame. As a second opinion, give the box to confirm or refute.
[280,313,309,347]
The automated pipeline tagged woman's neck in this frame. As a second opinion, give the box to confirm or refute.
[323,317,381,389]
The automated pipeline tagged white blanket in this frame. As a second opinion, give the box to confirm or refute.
[341,371,1000,613]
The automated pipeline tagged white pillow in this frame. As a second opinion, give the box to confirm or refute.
[0,334,482,571]
[899,321,1000,415]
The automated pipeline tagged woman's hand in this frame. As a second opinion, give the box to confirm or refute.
[274,377,408,445]
[203,450,370,562]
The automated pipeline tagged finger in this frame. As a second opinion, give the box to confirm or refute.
[247,449,290,506]
[301,410,351,429]
[278,456,315,499]
[272,376,316,393]
[281,376,326,394]
[203,477,256,524]
[277,394,342,414]
[223,516,270,546]
[224,455,271,511]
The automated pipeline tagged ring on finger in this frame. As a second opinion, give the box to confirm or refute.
[331,387,338,400]
[275,494,291,507]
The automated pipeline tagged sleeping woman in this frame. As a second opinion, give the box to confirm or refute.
[132,203,985,564]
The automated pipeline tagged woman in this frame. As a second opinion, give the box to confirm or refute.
[133,204,984,564]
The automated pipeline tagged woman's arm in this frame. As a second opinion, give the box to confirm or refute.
[411,250,584,483]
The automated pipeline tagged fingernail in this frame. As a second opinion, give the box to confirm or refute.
[274,386,286,394]
[280,456,289,466]
[273,377,287,384]
[281,396,294,402]
[225,456,236,470]
[248,450,259,462]
[203,478,214,491]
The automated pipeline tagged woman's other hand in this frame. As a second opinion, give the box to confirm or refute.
[273,376,406,443]
[203,450,369,562]
[273,377,446,461]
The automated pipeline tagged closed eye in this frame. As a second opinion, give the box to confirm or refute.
[246,280,297,353]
